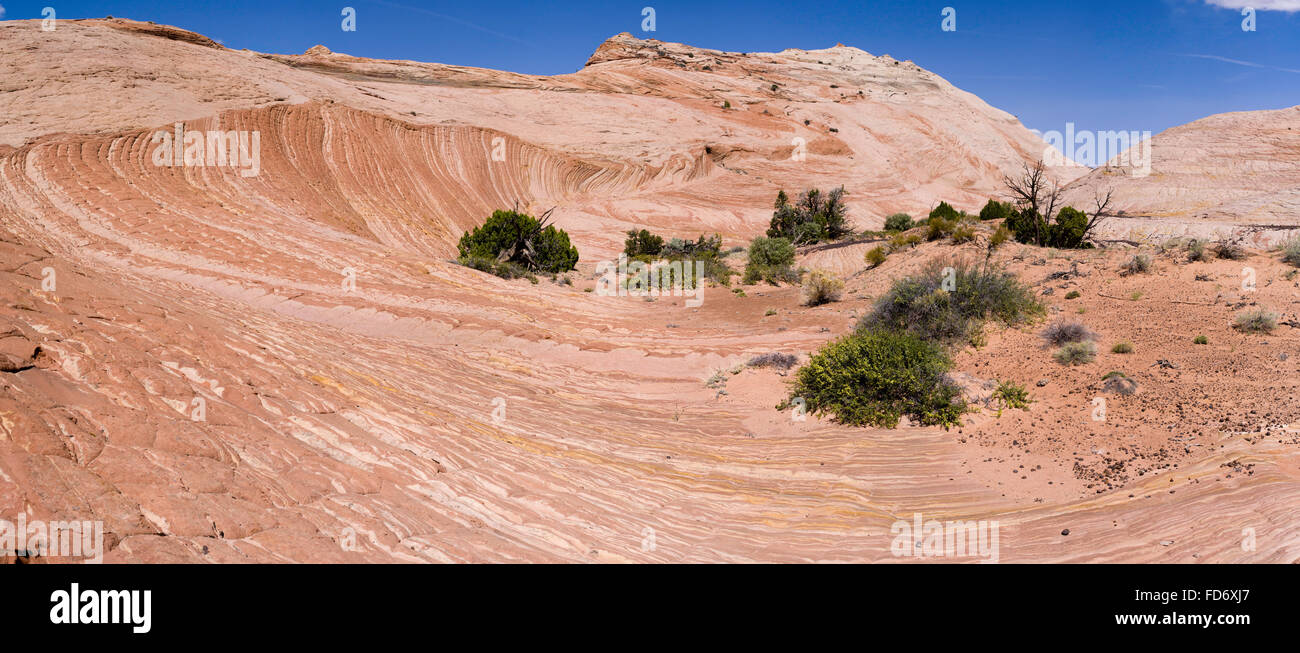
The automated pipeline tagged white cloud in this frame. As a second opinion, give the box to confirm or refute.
[0,5,7,19]
[1205,0,1300,11]
[1183,53,1300,73]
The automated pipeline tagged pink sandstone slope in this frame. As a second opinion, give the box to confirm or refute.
[1063,105,1300,247]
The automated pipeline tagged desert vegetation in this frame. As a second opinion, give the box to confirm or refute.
[748,352,798,370]
[1101,370,1138,395]
[785,329,966,429]
[991,380,1032,417]
[864,245,888,268]
[884,213,914,232]
[1281,237,1300,266]
[888,232,922,252]
[1233,308,1278,333]
[860,259,1043,347]
[801,270,844,306]
[1053,341,1098,366]
[744,236,800,284]
[1040,321,1096,346]
[978,199,1015,222]
[785,258,1041,429]
[988,224,1012,250]
[929,201,961,222]
[767,187,851,245]
[924,213,959,241]
[622,229,733,285]
[999,161,1110,248]
[1121,253,1152,275]
[623,228,665,257]
[1213,241,1246,260]
[458,208,579,280]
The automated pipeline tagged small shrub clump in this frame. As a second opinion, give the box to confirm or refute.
[802,270,844,306]
[929,202,961,222]
[1111,341,1134,354]
[622,230,732,285]
[1233,308,1278,333]
[458,255,536,282]
[1214,241,1246,260]
[865,246,888,268]
[884,213,914,232]
[786,329,966,429]
[888,232,922,252]
[623,229,665,257]
[1121,253,1152,275]
[1041,321,1096,346]
[748,352,798,370]
[1065,290,1081,299]
[457,209,578,278]
[1280,237,1300,267]
[978,199,1016,222]
[1102,371,1138,395]
[1053,341,1097,366]
[1193,335,1208,345]
[744,236,800,285]
[1004,204,1098,249]
[661,234,722,258]
[768,188,851,245]
[988,225,1012,250]
[950,225,977,244]
[991,380,1032,416]
[859,260,1043,347]
[1186,239,1208,262]
[925,217,957,241]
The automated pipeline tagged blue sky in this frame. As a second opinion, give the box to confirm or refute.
[2,0,1297,137]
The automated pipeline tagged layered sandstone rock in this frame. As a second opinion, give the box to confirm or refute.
[1063,105,1300,247]
[0,18,1297,564]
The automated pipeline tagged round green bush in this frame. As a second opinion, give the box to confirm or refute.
[978,199,1015,222]
[789,329,966,429]
[884,213,914,232]
[458,210,578,274]
[743,236,799,285]
[747,236,796,268]
[1049,206,1090,249]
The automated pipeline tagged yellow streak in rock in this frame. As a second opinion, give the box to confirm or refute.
[306,373,358,399]
[343,369,401,393]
